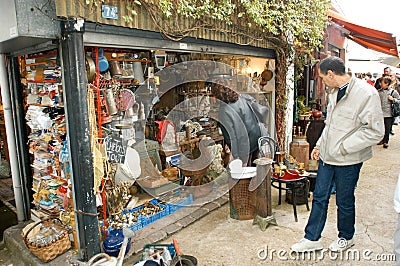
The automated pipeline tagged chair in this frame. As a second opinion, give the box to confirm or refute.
[258,137,309,222]
[258,136,277,159]
[271,170,309,222]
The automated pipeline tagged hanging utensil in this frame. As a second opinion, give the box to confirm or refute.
[85,55,96,83]
[260,59,273,86]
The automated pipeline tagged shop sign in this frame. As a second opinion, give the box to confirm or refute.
[102,5,118,20]
[104,135,126,163]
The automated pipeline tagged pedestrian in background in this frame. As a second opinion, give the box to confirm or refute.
[374,66,392,90]
[291,56,384,253]
[365,72,375,86]
[390,73,400,126]
[377,76,400,148]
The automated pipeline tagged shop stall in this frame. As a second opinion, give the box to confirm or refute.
[15,43,276,261]
[0,0,280,261]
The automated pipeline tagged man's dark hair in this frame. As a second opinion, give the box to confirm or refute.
[318,56,346,75]
[210,83,238,103]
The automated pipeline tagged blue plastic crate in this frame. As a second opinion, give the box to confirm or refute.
[124,199,169,228]
[120,210,144,232]
[128,220,143,232]
[168,194,193,214]
[140,200,169,227]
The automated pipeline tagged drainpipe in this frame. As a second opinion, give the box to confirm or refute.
[0,54,27,221]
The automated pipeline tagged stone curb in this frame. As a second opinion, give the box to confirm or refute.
[3,194,229,265]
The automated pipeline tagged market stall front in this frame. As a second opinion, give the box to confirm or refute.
[0,0,279,262]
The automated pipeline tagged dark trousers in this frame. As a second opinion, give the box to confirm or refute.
[305,160,362,241]
[383,117,394,144]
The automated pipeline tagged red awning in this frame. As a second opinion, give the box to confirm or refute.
[328,9,399,58]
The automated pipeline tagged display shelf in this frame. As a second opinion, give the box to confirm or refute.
[27,103,54,107]
[25,80,60,83]
[26,51,58,59]
[24,49,68,220]
[111,59,151,63]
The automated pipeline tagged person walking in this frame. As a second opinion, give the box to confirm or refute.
[291,56,384,253]
[390,73,400,127]
[377,76,400,148]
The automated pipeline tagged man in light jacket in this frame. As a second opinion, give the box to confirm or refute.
[291,56,384,253]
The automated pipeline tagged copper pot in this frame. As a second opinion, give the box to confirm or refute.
[109,60,122,77]
[312,110,323,120]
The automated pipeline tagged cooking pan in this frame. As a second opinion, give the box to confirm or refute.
[171,239,197,266]
[85,55,96,83]
[260,60,273,86]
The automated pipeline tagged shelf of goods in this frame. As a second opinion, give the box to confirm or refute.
[23,50,69,220]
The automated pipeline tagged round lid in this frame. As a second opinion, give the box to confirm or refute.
[103,229,124,250]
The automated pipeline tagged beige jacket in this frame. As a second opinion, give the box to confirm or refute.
[315,77,384,166]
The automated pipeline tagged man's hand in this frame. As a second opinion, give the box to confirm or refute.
[311,148,320,160]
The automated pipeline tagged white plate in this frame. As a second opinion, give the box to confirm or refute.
[124,147,141,179]
[231,171,257,179]
[231,166,256,174]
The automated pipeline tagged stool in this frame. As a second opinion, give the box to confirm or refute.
[271,174,309,222]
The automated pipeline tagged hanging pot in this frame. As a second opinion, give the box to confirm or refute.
[260,59,273,86]
[104,87,118,115]
[98,48,109,73]
[109,60,122,77]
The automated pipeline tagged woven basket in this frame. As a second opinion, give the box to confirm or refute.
[22,218,71,262]
[229,178,256,220]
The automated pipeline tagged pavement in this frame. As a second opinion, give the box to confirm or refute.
[1,124,400,265]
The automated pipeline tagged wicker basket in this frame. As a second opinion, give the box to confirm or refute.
[22,218,71,262]
[229,178,256,220]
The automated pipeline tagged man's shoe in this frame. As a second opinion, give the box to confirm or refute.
[377,140,384,145]
[383,143,389,148]
[390,131,395,135]
[291,238,323,252]
[329,238,354,252]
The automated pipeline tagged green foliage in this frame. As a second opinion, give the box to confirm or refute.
[297,95,311,115]
[155,0,330,54]
[159,0,236,21]
[86,0,330,58]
